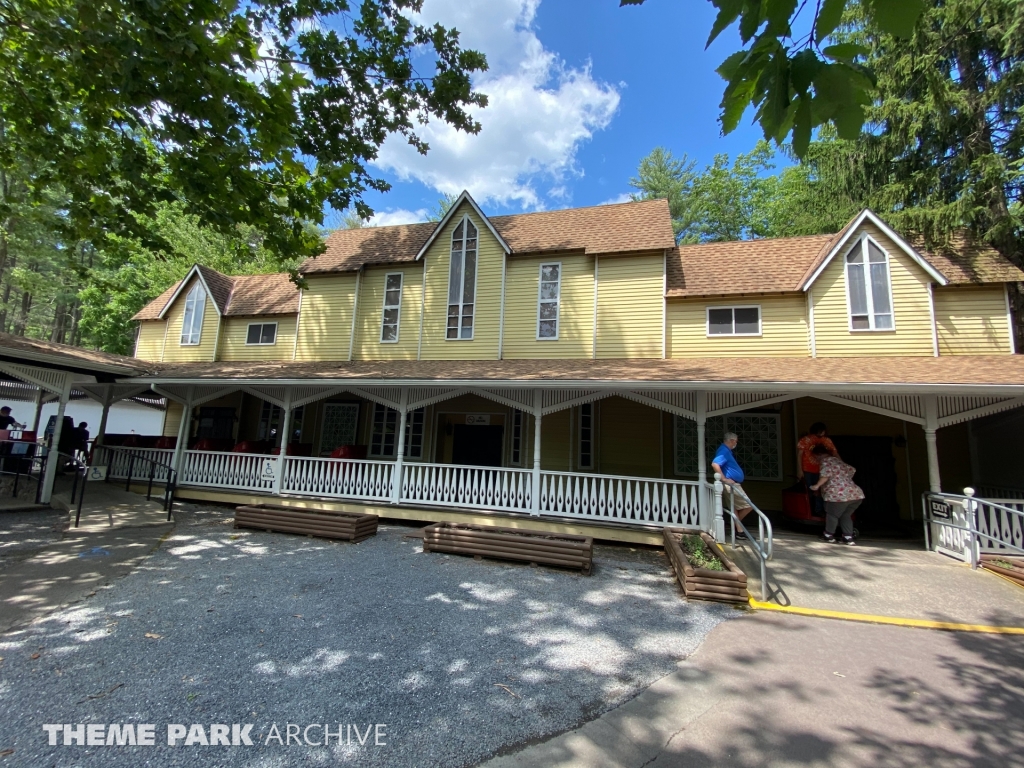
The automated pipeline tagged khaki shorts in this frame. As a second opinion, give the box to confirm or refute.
[726,483,753,509]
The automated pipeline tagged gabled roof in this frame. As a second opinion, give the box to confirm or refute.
[666,211,1024,299]
[798,209,946,290]
[301,197,675,275]
[414,191,510,261]
[132,268,300,321]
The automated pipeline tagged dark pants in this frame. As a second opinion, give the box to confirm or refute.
[825,499,862,537]
[804,473,824,516]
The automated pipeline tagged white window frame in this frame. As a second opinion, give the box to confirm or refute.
[536,261,562,340]
[446,215,478,341]
[509,409,523,466]
[179,282,206,346]
[380,272,403,344]
[245,321,278,346]
[368,403,425,458]
[705,305,762,337]
[844,235,896,332]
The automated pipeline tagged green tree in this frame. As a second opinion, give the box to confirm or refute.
[427,193,460,222]
[621,0,927,157]
[628,148,697,240]
[0,0,488,264]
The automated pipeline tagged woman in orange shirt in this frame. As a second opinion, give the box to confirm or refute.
[796,422,839,517]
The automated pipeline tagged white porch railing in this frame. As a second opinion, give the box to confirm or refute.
[181,450,277,492]
[975,496,1024,555]
[105,447,176,482]
[283,456,394,502]
[538,470,701,527]
[400,462,533,512]
[924,489,1024,565]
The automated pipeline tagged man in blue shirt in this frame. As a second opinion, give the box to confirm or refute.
[712,431,754,539]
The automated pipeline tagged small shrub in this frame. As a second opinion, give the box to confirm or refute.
[679,535,724,571]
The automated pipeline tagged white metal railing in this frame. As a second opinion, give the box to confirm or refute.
[539,471,701,527]
[181,450,277,492]
[105,447,176,482]
[283,456,394,501]
[712,475,773,601]
[401,462,532,512]
[924,488,1024,567]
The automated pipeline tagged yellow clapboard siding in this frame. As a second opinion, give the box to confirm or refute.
[598,397,662,478]
[667,294,808,357]
[218,316,297,361]
[596,252,664,359]
[294,273,358,361]
[352,264,423,361]
[161,276,221,362]
[134,321,166,361]
[420,202,503,359]
[935,285,1012,355]
[811,222,934,357]
[163,401,183,438]
[502,253,594,359]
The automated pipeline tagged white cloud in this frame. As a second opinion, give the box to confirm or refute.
[369,208,429,227]
[373,0,620,210]
[600,193,632,206]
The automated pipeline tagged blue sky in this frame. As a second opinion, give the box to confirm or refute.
[352,0,777,227]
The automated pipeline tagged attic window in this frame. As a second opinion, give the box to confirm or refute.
[846,238,894,331]
[246,322,277,345]
[180,283,206,345]
[447,217,477,339]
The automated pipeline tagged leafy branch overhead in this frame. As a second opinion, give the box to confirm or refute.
[0,0,488,263]
[621,0,926,156]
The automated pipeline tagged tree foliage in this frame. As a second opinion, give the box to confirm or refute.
[621,0,927,157]
[0,0,488,265]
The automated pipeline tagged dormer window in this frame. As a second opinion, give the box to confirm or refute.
[447,218,477,339]
[846,237,894,331]
[180,282,206,345]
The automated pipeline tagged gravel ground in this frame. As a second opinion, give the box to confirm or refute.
[0,504,737,767]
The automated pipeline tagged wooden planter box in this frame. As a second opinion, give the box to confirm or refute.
[422,522,593,575]
[664,528,748,604]
[235,504,378,542]
[981,554,1024,588]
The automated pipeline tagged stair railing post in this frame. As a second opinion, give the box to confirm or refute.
[713,472,725,543]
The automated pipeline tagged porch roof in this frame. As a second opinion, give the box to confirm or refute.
[0,332,152,377]
[125,355,1024,395]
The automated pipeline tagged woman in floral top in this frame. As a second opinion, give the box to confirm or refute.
[808,444,864,545]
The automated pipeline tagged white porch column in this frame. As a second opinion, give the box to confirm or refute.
[391,388,409,503]
[172,386,195,480]
[923,394,941,493]
[713,473,726,543]
[695,391,708,530]
[273,388,294,497]
[94,385,113,447]
[39,374,71,504]
[531,389,542,515]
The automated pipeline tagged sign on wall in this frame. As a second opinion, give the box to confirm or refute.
[465,414,491,425]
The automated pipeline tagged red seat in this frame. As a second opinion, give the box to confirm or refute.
[329,444,367,459]
[154,436,177,449]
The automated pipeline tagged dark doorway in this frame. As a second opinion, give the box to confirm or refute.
[452,424,504,467]
[831,435,902,534]
[197,407,236,440]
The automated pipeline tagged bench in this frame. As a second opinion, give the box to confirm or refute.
[422,522,593,575]
[234,504,378,542]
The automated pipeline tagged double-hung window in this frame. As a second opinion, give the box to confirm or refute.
[537,263,561,339]
[180,283,206,345]
[846,237,894,330]
[380,273,403,343]
[447,218,477,339]
[707,306,761,336]
[246,322,277,345]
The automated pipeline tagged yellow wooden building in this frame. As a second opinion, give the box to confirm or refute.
[5,192,1024,546]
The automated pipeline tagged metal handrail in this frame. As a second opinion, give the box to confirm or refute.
[923,488,1024,568]
[0,439,48,504]
[711,473,773,601]
[92,445,177,520]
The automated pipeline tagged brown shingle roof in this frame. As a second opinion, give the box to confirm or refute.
[131,355,1024,390]
[131,269,300,321]
[301,199,675,274]
[667,218,1024,298]
[0,333,152,374]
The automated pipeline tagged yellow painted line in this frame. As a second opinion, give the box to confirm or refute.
[981,565,1024,592]
[748,599,1024,635]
